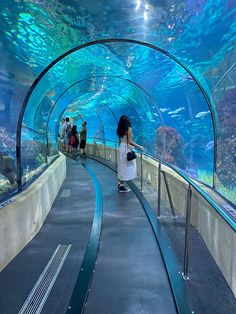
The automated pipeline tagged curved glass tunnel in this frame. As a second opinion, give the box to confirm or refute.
[22,42,214,186]
[0,1,235,206]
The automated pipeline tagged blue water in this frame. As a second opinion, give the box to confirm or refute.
[0,1,235,204]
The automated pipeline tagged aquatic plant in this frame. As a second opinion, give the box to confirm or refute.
[198,170,213,186]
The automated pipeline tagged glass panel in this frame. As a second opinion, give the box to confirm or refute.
[24,43,213,187]
[156,86,214,184]
[1,1,235,205]
[21,126,47,184]
[47,130,59,162]
[61,107,104,145]
[0,125,17,196]
[95,105,117,142]
[213,65,236,204]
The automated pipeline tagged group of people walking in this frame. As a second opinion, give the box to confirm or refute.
[60,117,87,157]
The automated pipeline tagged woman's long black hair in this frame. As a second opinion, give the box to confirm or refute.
[116,115,131,138]
[71,125,77,135]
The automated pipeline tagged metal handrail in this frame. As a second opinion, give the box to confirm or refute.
[22,124,46,136]
[142,152,236,232]
[183,185,192,280]
[87,137,236,281]
[87,136,236,232]
[87,136,118,144]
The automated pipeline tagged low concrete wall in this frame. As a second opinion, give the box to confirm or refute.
[87,143,236,296]
[191,190,236,296]
[0,153,66,271]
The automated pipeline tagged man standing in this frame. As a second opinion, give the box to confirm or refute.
[61,117,72,153]
[79,121,87,157]
[59,118,66,151]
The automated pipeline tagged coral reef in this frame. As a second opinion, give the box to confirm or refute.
[156,126,185,168]
[216,87,236,191]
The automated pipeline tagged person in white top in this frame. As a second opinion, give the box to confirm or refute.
[61,117,72,153]
[116,115,144,192]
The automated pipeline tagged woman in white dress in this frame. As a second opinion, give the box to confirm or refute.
[116,115,144,192]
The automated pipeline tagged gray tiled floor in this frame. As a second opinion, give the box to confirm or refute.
[83,159,176,314]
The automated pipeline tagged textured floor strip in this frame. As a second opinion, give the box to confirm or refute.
[66,162,103,314]
[60,189,71,198]
[18,244,71,314]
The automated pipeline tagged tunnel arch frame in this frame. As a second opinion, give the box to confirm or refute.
[51,87,143,146]
[44,75,164,137]
[59,89,143,144]
[16,38,217,188]
[47,85,146,144]
[57,105,106,146]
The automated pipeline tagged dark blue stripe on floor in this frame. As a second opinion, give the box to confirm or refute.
[66,163,103,314]
[128,181,193,314]
[88,156,193,314]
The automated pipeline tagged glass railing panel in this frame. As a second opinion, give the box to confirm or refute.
[0,126,17,197]
[47,131,59,163]
[21,127,47,184]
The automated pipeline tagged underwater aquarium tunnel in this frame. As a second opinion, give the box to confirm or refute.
[0,2,236,313]
[15,39,224,200]
[1,37,235,206]
[0,1,235,209]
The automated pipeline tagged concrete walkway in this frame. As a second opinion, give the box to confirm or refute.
[0,157,176,314]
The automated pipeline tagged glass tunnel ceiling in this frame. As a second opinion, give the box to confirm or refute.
[0,0,235,205]
[1,1,235,95]
[23,41,215,184]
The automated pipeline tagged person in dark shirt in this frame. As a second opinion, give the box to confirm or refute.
[79,121,87,157]
[70,125,79,156]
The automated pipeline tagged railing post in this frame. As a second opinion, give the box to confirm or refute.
[162,171,176,217]
[140,152,143,191]
[157,162,161,217]
[115,143,118,170]
[182,185,192,280]
[104,139,106,160]
[45,134,49,164]
[16,142,22,190]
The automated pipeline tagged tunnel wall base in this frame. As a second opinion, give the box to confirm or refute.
[0,153,66,271]
[86,143,236,297]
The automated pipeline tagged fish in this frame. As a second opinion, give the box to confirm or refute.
[168,107,185,115]
[195,111,210,118]
[185,120,191,125]
[205,140,214,151]
[160,108,170,113]
[176,71,193,81]
[171,114,182,118]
